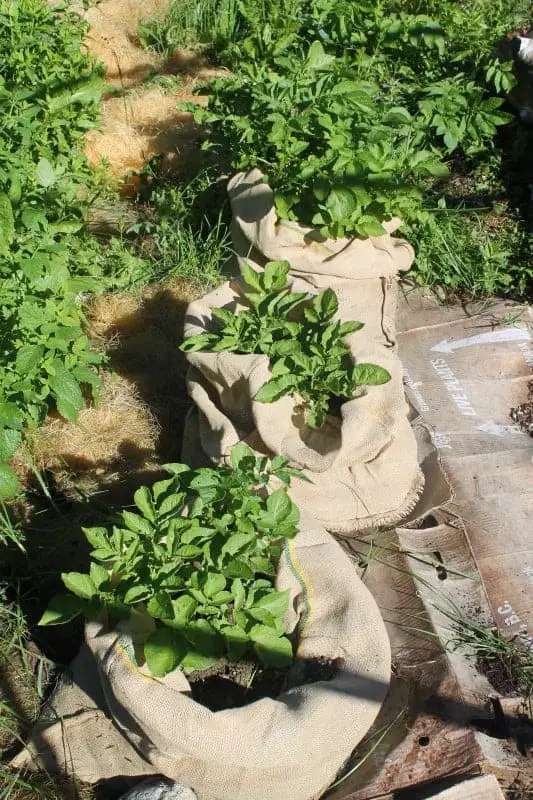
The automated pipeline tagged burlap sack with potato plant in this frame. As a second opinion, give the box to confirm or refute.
[182,170,423,533]
[12,512,391,800]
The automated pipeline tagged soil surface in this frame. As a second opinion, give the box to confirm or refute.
[188,656,338,712]
[327,395,348,417]
[510,379,533,435]
[476,653,522,696]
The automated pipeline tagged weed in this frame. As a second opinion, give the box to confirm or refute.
[139,0,241,57]
[444,612,533,698]
[144,73,183,94]
[125,168,232,291]
[0,586,44,766]
[131,201,231,289]
[0,0,107,496]
[404,205,531,296]
[0,502,25,553]
[0,771,95,799]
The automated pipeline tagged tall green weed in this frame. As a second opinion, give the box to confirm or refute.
[0,0,106,497]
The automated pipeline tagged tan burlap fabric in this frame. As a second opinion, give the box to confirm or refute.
[228,170,413,338]
[183,170,423,533]
[13,513,390,800]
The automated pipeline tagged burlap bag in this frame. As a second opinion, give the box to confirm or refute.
[183,170,424,533]
[13,512,390,800]
[228,169,414,337]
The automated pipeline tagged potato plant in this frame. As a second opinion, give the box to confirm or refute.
[182,260,390,428]
[185,0,512,240]
[40,445,304,676]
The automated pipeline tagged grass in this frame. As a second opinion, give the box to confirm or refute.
[404,205,530,297]
[0,504,25,554]
[444,611,533,699]
[84,165,233,292]
[0,494,106,796]
[138,0,240,56]
[128,169,233,290]
[0,593,37,750]
[0,584,61,797]
[349,531,533,702]
[0,773,95,799]
[404,128,533,297]
[139,0,533,68]
[144,72,183,93]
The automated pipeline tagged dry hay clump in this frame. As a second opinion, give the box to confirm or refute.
[28,373,159,499]
[84,66,223,183]
[85,290,142,340]
[86,277,200,341]
[85,87,207,181]
[28,279,201,500]
[79,0,225,182]
[82,0,168,88]
[58,0,227,183]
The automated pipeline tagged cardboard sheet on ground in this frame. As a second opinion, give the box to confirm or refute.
[317,289,533,800]
[397,289,533,648]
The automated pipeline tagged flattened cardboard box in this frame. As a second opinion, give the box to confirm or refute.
[330,290,532,799]
[397,290,533,648]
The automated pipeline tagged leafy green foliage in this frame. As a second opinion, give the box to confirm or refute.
[182,260,390,427]
[182,0,519,240]
[404,200,533,296]
[40,445,303,674]
[140,0,532,296]
[0,0,108,494]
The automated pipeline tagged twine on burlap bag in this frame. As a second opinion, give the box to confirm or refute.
[12,513,391,800]
[182,170,424,533]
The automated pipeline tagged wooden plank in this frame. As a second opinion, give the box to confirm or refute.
[333,518,533,799]
[424,774,505,799]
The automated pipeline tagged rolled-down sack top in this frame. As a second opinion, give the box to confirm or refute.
[228,168,415,348]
